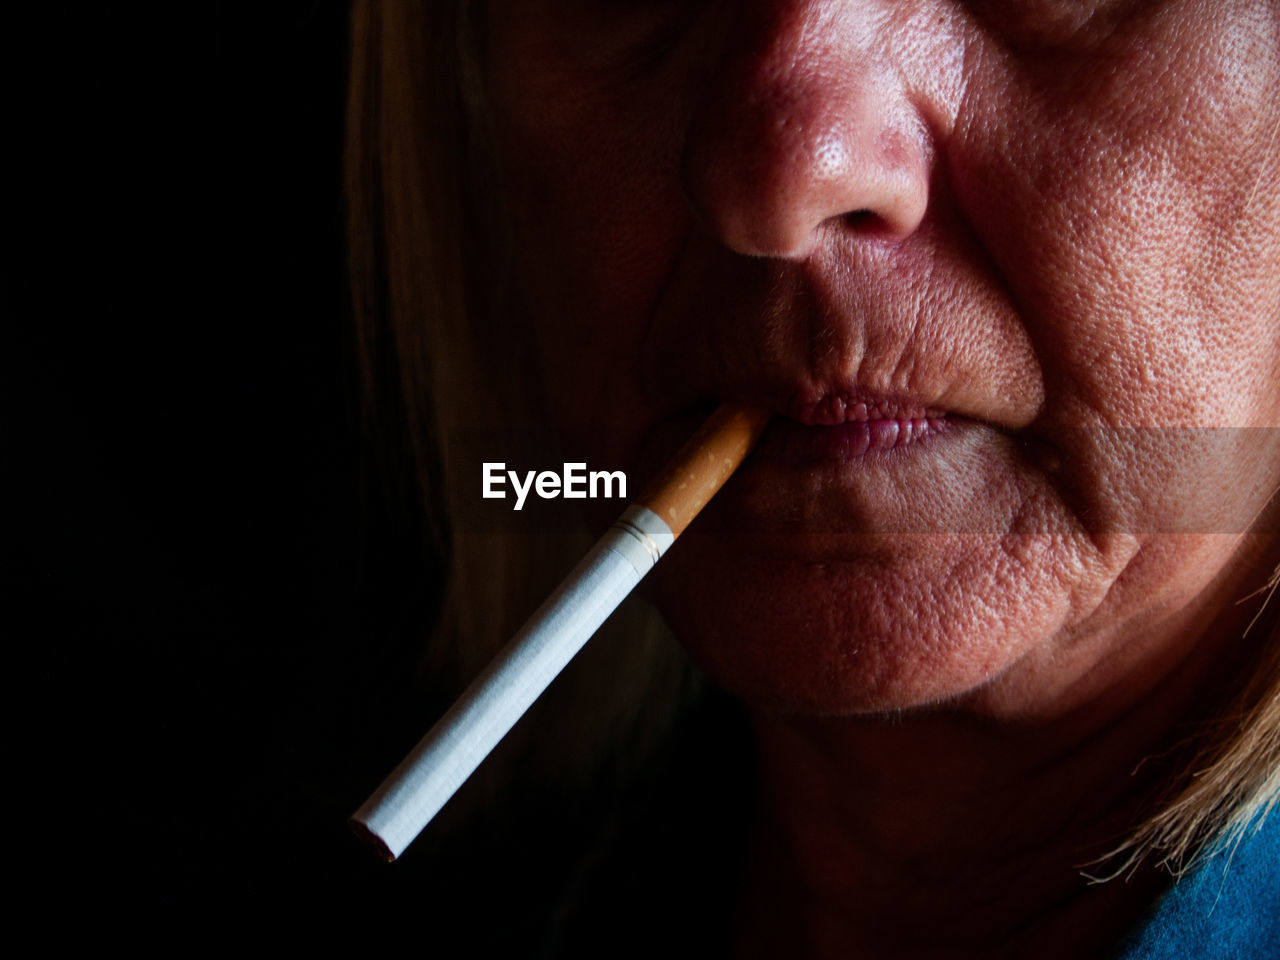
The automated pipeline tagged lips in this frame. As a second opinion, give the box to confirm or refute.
[746,390,956,464]
[764,415,953,463]
[785,391,945,425]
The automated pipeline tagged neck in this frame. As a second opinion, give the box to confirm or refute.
[733,540,1277,959]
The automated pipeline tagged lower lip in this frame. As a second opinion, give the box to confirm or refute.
[755,416,955,463]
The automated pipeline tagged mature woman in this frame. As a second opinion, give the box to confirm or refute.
[348,1,1279,956]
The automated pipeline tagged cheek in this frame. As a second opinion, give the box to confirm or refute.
[951,6,1280,433]
[945,6,1280,587]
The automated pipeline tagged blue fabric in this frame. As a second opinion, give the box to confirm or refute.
[1115,810,1280,959]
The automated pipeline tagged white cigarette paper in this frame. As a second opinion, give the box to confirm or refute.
[351,402,769,861]
[351,506,671,860]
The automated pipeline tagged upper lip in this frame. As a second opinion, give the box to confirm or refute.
[783,389,948,426]
[641,243,1044,433]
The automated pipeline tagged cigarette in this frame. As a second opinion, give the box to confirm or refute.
[350,401,770,861]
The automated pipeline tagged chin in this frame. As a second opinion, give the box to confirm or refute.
[651,526,1112,717]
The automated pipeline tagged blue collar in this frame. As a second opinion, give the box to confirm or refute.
[1114,809,1280,958]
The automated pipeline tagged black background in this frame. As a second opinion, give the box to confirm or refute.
[10,10,756,946]
[8,5,454,916]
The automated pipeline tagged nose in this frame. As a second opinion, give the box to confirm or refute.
[681,2,933,260]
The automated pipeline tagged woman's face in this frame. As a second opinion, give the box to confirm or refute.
[483,0,1280,716]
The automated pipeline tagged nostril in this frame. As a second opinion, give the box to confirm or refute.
[843,209,879,231]
[836,207,917,241]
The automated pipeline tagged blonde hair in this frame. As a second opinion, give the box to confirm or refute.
[346,0,1280,864]
[1099,565,1280,878]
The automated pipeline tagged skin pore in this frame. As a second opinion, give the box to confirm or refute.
[479,0,1280,956]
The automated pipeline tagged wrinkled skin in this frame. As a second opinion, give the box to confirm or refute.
[480,1,1279,955]
[484,0,1280,717]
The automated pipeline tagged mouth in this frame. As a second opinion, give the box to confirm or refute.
[628,387,998,543]
[754,390,959,464]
